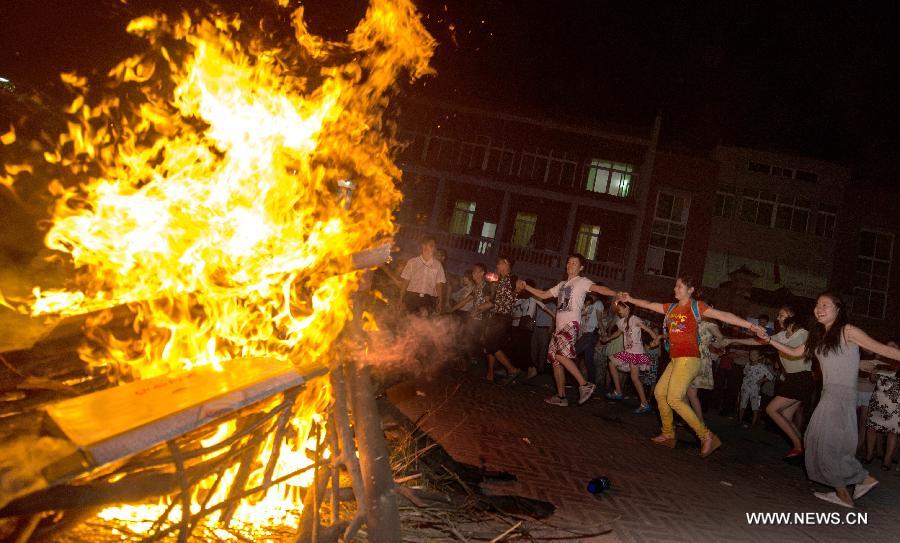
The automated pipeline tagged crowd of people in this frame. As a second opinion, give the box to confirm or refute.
[376,236,900,508]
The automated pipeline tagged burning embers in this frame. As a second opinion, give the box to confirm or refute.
[0,0,434,538]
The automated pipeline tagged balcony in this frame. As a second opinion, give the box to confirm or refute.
[394,224,626,288]
[398,131,640,206]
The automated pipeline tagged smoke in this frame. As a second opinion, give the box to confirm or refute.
[352,311,463,379]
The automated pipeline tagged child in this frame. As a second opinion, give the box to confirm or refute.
[604,302,660,414]
[739,348,775,427]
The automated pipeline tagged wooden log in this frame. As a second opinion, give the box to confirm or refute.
[345,357,400,543]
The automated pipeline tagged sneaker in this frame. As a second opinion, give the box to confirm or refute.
[605,391,624,400]
[633,404,652,414]
[545,395,568,407]
[578,382,596,405]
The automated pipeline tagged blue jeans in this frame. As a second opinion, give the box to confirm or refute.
[574,331,599,383]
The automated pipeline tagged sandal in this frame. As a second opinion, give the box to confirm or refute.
[699,433,722,458]
[651,434,676,448]
[853,479,879,500]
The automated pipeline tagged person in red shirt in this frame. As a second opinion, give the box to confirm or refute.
[620,275,762,458]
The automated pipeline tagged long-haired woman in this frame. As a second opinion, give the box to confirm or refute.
[763,292,900,507]
[621,275,761,458]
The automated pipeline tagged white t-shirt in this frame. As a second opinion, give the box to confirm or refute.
[400,256,446,297]
[547,276,594,331]
[617,315,645,354]
[772,328,810,373]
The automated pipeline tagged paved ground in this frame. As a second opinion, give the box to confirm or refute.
[388,367,900,542]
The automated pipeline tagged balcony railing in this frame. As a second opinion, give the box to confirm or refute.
[394,224,626,286]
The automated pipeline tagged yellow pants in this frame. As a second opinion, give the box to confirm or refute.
[655,356,710,438]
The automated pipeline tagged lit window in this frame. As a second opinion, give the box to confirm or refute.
[585,159,633,198]
[449,200,476,235]
[575,224,602,260]
[853,229,893,319]
[479,222,496,254]
[511,212,537,247]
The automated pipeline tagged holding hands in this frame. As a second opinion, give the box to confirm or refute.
[616,291,630,303]
[516,279,527,291]
[750,323,769,340]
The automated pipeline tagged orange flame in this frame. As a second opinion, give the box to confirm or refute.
[3,0,434,535]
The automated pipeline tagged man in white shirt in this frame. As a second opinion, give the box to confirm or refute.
[518,254,618,406]
[399,237,446,316]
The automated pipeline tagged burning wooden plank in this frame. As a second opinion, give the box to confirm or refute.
[0,358,324,512]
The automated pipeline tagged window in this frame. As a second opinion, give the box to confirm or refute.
[424,135,458,166]
[484,144,516,175]
[575,224,602,260]
[739,190,777,226]
[478,222,496,254]
[774,196,810,233]
[645,190,690,278]
[713,186,736,219]
[458,136,491,170]
[853,230,893,319]
[546,151,578,187]
[815,204,837,238]
[748,161,770,174]
[448,200,476,235]
[518,148,550,181]
[796,170,818,183]
[511,212,537,247]
[585,159,633,198]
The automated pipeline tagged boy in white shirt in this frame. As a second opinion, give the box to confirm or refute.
[518,254,618,406]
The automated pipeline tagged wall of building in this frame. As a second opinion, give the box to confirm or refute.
[630,150,719,302]
[831,184,900,341]
[703,146,849,301]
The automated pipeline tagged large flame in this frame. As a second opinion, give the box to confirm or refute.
[2,0,434,535]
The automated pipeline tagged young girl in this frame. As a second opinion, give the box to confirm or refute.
[621,275,761,458]
[738,348,774,428]
[604,302,660,414]
[763,292,900,507]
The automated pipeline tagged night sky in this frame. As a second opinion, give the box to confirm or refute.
[2,0,900,183]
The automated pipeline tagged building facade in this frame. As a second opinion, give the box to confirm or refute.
[832,184,900,340]
[702,146,850,318]
[393,100,717,294]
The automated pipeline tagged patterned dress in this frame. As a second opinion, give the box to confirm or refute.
[867,369,900,434]
[691,321,717,390]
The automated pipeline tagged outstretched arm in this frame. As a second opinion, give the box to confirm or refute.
[704,307,763,335]
[619,292,666,315]
[720,337,768,348]
[516,280,554,300]
[847,325,900,366]
[590,284,617,297]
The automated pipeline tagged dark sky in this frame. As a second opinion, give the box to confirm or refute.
[2,0,900,181]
